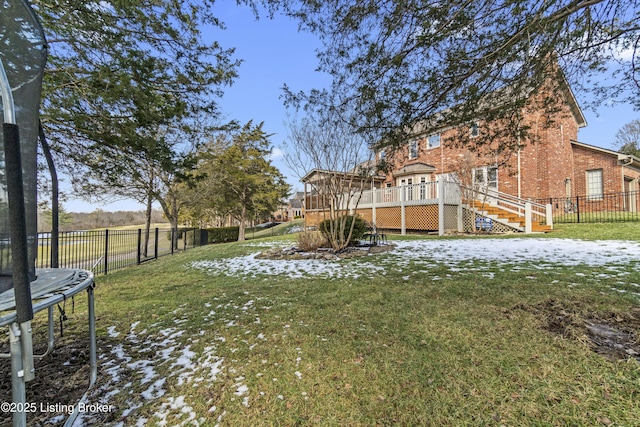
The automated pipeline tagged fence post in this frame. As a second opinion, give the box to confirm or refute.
[546,204,553,229]
[199,228,208,246]
[576,196,580,224]
[154,228,159,259]
[136,228,142,265]
[525,203,532,234]
[103,229,109,275]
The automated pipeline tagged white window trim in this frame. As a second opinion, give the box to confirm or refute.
[427,133,441,149]
[408,140,418,159]
[472,165,498,189]
[586,169,604,201]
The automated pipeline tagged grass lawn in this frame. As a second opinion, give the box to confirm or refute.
[6,223,640,426]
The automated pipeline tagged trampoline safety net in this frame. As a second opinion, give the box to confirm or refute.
[0,0,47,294]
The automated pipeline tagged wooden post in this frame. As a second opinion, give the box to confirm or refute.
[438,179,445,236]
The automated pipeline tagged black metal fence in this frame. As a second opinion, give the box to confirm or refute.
[535,190,640,223]
[36,227,206,275]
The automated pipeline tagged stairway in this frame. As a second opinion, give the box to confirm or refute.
[468,200,553,233]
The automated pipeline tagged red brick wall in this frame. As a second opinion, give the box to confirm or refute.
[384,78,583,200]
[571,144,640,196]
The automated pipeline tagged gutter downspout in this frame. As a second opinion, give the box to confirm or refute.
[621,157,633,206]
[517,136,522,199]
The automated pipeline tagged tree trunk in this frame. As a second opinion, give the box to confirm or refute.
[143,191,152,257]
[171,196,179,250]
[237,202,246,242]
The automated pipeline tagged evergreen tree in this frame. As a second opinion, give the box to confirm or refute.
[191,122,290,241]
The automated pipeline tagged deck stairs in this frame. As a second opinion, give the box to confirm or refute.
[467,197,553,233]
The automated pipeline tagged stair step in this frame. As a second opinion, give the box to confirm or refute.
[469,200,553,233]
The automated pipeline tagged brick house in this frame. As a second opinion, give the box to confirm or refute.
[302,74,640,233]
[380,73,640,208]
[272,192,306,222]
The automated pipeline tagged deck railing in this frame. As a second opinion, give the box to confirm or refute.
[305,181,462,211]
[304,181,554,233]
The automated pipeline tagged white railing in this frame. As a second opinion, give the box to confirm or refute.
[464,186,553,231]
[311,181,553,233]
[351,181,461,209]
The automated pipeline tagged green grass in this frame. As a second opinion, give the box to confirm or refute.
[549,222,640,241]
[31,224,640,426]
[245,219,304,239]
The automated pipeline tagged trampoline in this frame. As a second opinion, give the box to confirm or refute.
[0,269,96,426]
[1,1,98,426]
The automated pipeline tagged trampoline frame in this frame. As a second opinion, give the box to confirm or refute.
[0,269,96,427]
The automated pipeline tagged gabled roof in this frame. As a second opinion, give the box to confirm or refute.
[571,140,640,170]
[393,162,437,178]
[301,168,386,184]
[406,69,587,138]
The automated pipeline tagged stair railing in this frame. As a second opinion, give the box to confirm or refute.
[463,186,553,231]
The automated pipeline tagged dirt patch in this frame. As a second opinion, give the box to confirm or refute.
[513,299,640,362]
[255,242,396,260]
[0,323,100,427]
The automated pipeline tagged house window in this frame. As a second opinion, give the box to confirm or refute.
[427,133,440,148]
[470,121,479,138]
[409,140,418,159]
[586,169,603,200]
[473,166,498,189]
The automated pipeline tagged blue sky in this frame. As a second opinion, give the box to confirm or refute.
[63,3,639,213]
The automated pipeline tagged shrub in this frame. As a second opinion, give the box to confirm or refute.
[318,215,367,248]
[206,226,240,243]
[296,230,329,252]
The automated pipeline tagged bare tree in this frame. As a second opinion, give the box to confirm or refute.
[285,109,375,251]
[452,152,493,233]
[614,119,640,157]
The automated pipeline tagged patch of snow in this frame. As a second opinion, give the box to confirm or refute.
[190,238,640,280]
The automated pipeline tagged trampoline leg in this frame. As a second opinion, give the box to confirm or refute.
[34,307,54,358]
[64,283,97,427]
[88,284,97,385]
[9,322,26,427]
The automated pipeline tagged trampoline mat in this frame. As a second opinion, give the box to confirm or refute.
[0,269,77,312]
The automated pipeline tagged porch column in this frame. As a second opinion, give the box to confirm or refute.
[401,185,406,235]
[372,188,377,226]
[438,179,445,236]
